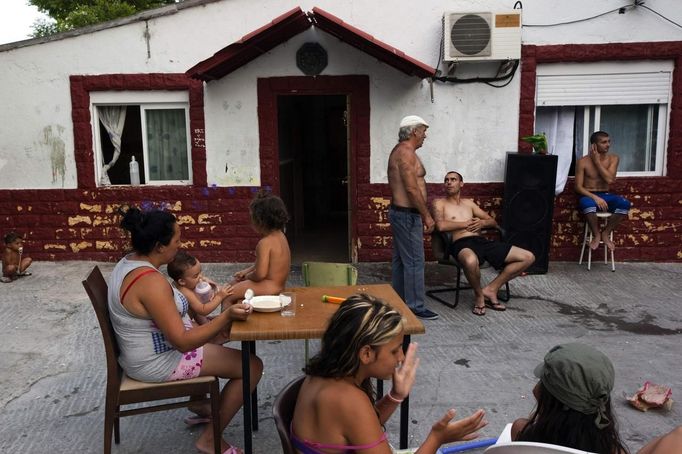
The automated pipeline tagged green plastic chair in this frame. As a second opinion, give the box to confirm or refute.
[302,261,358,287]
[301,261,358,361]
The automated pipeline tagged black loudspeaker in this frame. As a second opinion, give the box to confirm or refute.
[502,152,558,274]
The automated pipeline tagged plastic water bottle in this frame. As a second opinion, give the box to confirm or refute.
[129,156,140,186]
[194,281,214,304]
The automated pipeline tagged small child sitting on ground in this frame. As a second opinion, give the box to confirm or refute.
[167,251,234,321]
[222,191,291,308]
[2,232,32,283]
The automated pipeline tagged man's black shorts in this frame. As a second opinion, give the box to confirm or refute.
[448,236,512,270]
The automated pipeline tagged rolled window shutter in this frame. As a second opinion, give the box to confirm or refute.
[536,61,673,106]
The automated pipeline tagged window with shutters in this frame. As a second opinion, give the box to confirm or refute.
[90,91,192,186]
[535,61,672,177]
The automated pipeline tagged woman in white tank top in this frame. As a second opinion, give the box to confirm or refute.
[109,207,263,454]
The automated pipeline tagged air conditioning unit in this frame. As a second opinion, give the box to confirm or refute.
[443,11,521,62]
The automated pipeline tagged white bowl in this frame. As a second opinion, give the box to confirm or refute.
[248,295,281,312]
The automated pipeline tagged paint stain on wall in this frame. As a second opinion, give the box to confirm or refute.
[70,241,93,253]
[95,241,116,251]
[34,125,66,187]
[40,125,66,186]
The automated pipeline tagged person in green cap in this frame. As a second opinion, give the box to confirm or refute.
[511,343,681,454]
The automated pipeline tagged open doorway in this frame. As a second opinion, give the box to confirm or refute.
[278,95,349,264]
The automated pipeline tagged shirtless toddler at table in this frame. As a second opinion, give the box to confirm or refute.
[222,192,291,308]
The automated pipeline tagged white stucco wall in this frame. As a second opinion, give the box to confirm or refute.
[1,0,680,189]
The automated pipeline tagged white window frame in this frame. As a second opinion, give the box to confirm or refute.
[536,61,673,177]
[90,91,193,186]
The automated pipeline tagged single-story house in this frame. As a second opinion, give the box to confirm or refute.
[1,0,681,264]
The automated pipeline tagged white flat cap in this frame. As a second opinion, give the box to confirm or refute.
[399,115,429,128]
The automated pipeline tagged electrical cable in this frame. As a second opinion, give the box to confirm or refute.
[484,62,520,87]
[432,60,519,85]
[433,16,445,77]
[524,3,634,27]
[639,4,682,30]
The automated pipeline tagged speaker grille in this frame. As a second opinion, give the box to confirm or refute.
[502,153,558,274]
[506,190,549,229]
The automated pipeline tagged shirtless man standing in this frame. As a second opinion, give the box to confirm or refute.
[431,171,534,316]
[575,131,631,251]
[387,115,438,320]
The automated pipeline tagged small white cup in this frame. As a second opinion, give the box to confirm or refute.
[279,292,296,317]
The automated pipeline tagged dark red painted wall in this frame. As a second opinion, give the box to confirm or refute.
[1,74,262,262]
[519,42,682,262]
[1,41,681,263]
[358,42,682,263]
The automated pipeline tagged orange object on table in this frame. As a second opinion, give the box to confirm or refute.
[322,295,345,304]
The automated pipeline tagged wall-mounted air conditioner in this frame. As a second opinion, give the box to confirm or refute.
[443,11,521,62]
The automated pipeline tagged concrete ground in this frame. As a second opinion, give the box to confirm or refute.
[0,260,680,453]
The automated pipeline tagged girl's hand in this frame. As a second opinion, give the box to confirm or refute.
[391,342,419,400]
[431,408,487,445]
[226,303,251,322]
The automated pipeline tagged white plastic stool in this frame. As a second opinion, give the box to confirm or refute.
[579,212,615,271]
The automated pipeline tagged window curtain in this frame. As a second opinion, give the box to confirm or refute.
[535,106,575,195]
[98,106,127,186]
[599,105,653,172]
[146,109,188,181]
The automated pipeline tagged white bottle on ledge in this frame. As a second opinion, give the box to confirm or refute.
[129,156,140,186]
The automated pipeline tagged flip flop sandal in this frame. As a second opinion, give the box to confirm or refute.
[184,415,211,426]
[472,306,486,316]
[485,300,506,311]
[197,445,242,454]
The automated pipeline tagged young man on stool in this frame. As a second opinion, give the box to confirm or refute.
[575,131,631,251]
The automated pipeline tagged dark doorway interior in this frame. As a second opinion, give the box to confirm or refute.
[278,95,349,264]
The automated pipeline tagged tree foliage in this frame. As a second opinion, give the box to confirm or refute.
[30,0,180,37]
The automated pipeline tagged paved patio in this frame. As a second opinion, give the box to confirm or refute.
[1,260,680,453]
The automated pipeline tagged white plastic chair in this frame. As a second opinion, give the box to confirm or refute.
[484,424,596,454]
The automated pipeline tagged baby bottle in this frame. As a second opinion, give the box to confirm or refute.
[194,281,214,304]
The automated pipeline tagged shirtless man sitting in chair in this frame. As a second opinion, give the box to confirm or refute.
[431,171,535,316]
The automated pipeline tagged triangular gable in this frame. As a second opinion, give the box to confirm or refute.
[186,7,310,81]
[187,6,435,81]
[310,7,435,79]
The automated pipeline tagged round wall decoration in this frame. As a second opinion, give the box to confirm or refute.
[296,42,328,76]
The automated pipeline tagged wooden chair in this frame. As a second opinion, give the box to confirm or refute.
[426,229,510,309]
[82,266,222,454]
[272,375,306,454]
